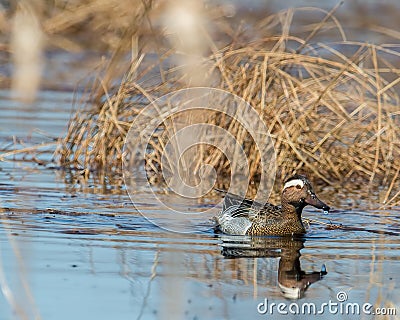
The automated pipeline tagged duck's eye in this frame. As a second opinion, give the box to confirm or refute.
[296,185,302,189]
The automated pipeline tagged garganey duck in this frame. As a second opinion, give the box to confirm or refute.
[215,175,330,236]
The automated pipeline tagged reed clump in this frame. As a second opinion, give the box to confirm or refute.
[56,6,400,204]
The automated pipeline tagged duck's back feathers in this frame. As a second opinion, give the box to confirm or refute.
[215,191,259,235]
[221,192,262,216]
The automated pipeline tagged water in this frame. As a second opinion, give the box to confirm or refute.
[0,89,399,320]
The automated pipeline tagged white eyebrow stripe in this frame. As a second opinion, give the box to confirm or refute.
[283,179,304,190]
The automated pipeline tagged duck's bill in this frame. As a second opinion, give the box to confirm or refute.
[306,194,330,212]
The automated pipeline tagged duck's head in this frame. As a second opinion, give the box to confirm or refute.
[282,175,330,213]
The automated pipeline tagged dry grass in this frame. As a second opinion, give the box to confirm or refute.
[0,0,154,96]
[55,5,400,205]
[5,0,153,51]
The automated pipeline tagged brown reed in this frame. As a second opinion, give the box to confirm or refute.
[55,6,400,205]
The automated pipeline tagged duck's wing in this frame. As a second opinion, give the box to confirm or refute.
[216,189,263,219]
[222,193,263,211]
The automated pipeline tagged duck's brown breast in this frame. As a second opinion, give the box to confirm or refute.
[246,218,306,236]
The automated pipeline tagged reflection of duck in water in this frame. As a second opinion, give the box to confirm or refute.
[220,237,327,299]
[215,175,330,236]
